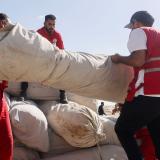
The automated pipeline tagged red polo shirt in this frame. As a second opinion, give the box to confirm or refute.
[37,27,64,49]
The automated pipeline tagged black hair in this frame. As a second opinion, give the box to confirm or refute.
[45,14,56,21]
[0,13,8,21]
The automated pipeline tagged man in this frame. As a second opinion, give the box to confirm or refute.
[0,13,14,160]
[37,14,67,104]
[98,101,106,115]
[111,11,160,160]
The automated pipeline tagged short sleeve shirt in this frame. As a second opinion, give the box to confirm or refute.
[127,28,147,53]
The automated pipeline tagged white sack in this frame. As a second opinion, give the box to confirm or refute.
[13,146,40,160]
[10,100,49,152]
[38,100,58,116]
[0,23,133,102]
[99,116,120,145]
[67,92,98,111]
[40,128,79,158]
[46,102,105,148]
[42,145,128,160]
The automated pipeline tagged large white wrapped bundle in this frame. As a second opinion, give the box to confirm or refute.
[5,81,60,100]
[10,100,49,152]
[42,145,127,160]
[26,82,59,100]
[67,92,98,111]
[0,23,133,102]
[41,101,105,148]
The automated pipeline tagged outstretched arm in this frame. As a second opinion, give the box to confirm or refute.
[111,50,146,67]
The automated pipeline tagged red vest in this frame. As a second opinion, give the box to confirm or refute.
[126,27,160,101]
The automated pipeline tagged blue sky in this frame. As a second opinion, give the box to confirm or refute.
[1,0,160,56]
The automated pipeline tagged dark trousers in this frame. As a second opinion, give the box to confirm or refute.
[115,95,160,160]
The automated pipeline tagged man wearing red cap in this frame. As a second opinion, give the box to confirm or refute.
[111,11,160,160]
[0,13,14,160]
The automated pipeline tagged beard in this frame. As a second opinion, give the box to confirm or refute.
[45,27,54,34]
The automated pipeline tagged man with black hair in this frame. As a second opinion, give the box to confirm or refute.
[98,101,106,115]
[111,11,160,160]
[37,14,68,104]
[0,13,13,160]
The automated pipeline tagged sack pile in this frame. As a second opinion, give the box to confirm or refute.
[4,82,126,160]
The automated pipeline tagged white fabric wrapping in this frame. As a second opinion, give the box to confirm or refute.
[0,23,133,102]
[42,145,127,160]
[10,100,49,152]
[5,81,60,100]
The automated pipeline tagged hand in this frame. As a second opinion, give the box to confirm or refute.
[0,20,7,30]
[112,103,123,115]
[111,54,121,64]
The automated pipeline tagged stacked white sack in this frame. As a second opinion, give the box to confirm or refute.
[9,100,49,152]
[42,145,127,160]
[39,101,105,148]
[0,23,133,102]
[13,146,40,160]
[40,128,79,159]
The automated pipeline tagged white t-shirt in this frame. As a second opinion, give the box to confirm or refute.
[127,28,147,53]
[127,28,160,97]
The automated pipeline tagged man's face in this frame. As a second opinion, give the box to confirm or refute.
[130,20,144,30]
[44,19,55,34]
[0,20,7,30]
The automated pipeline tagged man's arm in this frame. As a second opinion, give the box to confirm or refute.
[111,50,146,67]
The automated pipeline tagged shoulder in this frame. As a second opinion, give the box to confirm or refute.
[127,28,147,53]
[130,28,146,37]
[54,30,62,37]
[129,28,147,42]
[37,27,44,33]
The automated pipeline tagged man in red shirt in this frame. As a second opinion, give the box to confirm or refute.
[20,14,67,103]
[0,13,14,160]
[37,14,67,104]
[37,14,64,49]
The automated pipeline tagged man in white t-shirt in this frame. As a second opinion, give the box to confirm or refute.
[111,11,160,160]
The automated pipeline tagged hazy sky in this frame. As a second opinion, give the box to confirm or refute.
[1,0,160,56]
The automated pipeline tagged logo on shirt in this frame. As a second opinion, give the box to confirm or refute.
[52,39,57,45]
